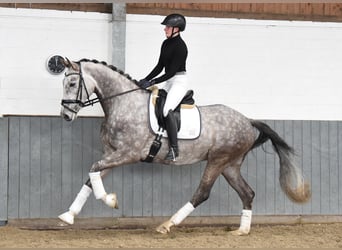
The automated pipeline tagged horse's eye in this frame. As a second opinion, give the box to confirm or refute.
[69,82,76,87]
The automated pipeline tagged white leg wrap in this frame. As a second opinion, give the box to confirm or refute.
[89,172,107,199]
[239,209,252,233]
[69,184,92,215]
[58,184,92,225]
[170,202,195,225]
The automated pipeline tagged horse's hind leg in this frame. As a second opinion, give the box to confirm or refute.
[221,161,255,236]
[156,161,223,234]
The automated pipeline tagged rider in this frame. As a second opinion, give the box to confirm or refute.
[138,13,189,161]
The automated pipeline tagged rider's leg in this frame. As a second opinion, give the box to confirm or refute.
[163,74,188,161]
[164,109,179,161]
[162,74,188,117]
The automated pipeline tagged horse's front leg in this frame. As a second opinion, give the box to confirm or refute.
[88,160,119,208]
[58,154,130,225]
[58,167,112,225]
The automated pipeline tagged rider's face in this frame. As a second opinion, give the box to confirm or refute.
[164,26,179,38]
[164,26,173,38]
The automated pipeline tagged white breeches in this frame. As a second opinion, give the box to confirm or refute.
[161,73,189,117]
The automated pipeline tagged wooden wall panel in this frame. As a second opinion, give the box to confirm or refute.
[0,3,112,13]
[29,118,41,218]
[3,116,342,221]
[0,117,9,224]
[127,3,342,22]
[8,117,20,219]
[1,3,342,21]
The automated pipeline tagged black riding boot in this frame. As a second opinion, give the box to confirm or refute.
[164,110,179,161]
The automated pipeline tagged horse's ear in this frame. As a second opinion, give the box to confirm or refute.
[62,57,71,67]
[63,57,79,71]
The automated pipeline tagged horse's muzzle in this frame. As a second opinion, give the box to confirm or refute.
[62,113,73,122]
[60,107,76,122]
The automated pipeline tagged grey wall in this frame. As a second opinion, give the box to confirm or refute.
[1,116,342,221]
[112,3,126,71]
[0,117,8,224]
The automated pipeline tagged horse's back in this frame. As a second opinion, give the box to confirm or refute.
[198,104,256,147]
[198,103,252,127]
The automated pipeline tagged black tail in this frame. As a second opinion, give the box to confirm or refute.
[250,120,311,203]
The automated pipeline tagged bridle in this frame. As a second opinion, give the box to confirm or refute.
[61,63,142,114]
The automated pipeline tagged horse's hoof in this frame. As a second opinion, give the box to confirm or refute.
[57,221,70,227]
[156,225,169,234]
[104,193,118,209]
[230,229,250,236]
[58,211,74,225]
[156,220,173,234]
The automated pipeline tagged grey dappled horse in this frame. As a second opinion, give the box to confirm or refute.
[58,58,311,235]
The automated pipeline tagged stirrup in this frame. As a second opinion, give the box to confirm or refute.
[164,148,179,161]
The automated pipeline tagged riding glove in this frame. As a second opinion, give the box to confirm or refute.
[138,79,155,89]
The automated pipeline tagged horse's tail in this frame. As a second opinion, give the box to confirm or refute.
[250,120,311,203]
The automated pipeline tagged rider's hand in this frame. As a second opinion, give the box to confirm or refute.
[138,79,155,89]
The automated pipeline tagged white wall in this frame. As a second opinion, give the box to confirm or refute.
[1,8,342,121]
[127,15,342,121]
[0,7,111,117]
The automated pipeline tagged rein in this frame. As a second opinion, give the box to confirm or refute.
[61,64,142,112]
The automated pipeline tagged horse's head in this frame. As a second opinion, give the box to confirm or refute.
[60,58,96,122]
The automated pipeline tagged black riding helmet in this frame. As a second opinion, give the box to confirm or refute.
[161,13,186,31]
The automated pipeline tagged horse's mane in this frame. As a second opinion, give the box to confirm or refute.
[77,58,138,84]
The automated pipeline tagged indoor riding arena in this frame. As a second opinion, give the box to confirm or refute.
[1,3,342,248]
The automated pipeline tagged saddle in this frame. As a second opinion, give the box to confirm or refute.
[143,87,201,163]
[152,87,195,131]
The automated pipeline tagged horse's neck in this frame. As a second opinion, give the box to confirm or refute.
[92,70,127,97]
[90,69,148,118]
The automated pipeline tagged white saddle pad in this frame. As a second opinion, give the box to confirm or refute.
[148,89,201,139]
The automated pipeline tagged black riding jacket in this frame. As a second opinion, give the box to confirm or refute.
[145,35,188,84]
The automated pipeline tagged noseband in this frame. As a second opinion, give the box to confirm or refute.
[61,64,142,113]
